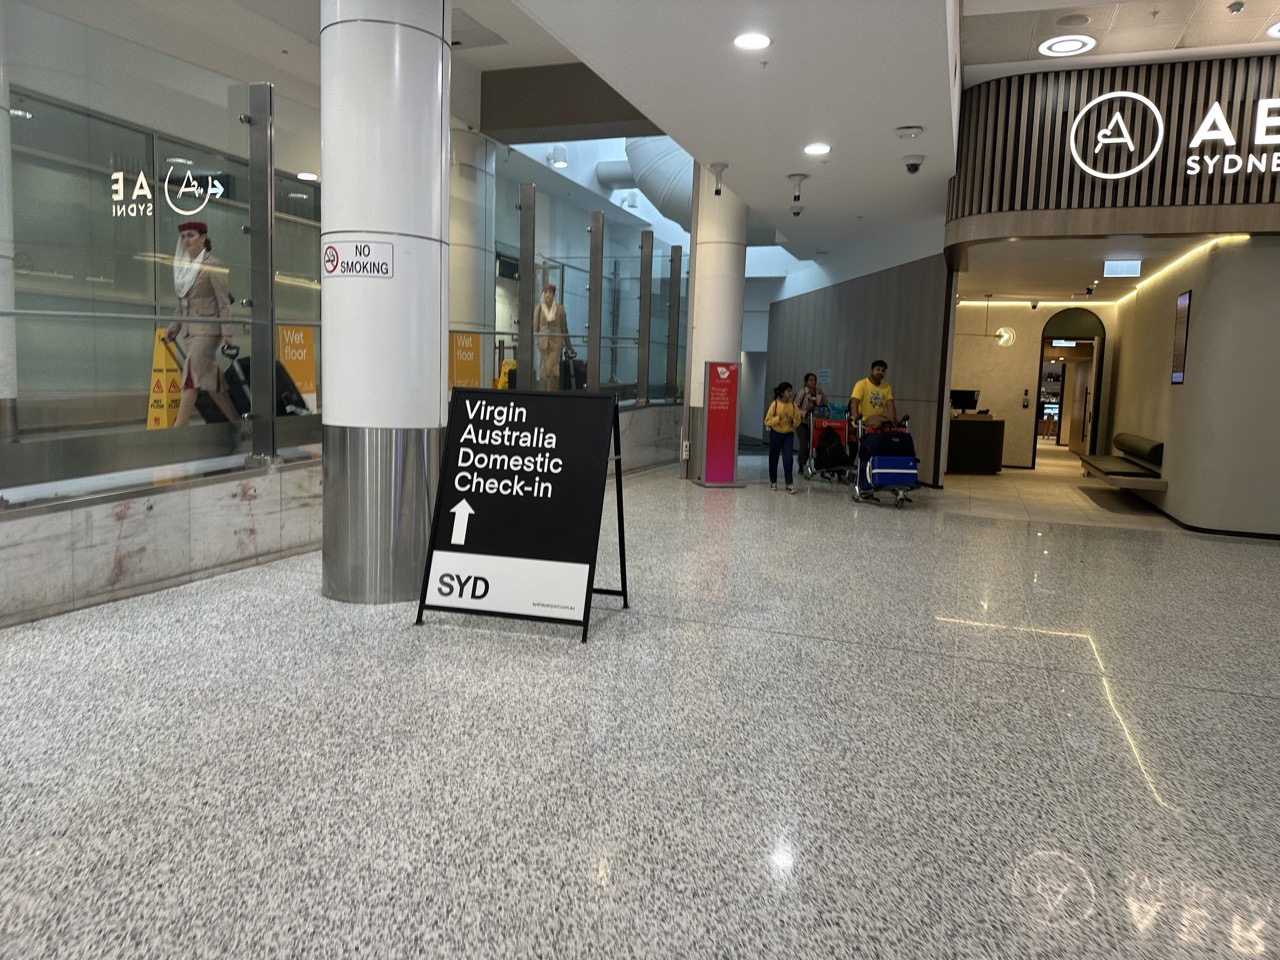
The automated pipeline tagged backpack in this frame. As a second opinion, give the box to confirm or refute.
[814,425,848,470]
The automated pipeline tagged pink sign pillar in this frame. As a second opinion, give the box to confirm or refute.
[702,362,740,485]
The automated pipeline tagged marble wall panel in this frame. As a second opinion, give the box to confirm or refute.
[70,490,193,602]
[0,511,75,622]
[189,473,283,572]
[280,466,323,553]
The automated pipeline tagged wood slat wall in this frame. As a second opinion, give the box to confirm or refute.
[766,255,949,486]
[949,57,1280,221]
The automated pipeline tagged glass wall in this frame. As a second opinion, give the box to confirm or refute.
[2,89,321,491]
[3,90,688,498]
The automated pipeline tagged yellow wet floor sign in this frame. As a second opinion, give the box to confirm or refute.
[148,330,183,429]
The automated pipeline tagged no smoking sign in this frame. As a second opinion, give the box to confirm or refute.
[321,240,393,278]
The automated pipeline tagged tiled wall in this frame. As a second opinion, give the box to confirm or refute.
[1,464,323,627]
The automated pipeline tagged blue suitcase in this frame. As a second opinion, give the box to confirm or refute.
[864,455,918,490]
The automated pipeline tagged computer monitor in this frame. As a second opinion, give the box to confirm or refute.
[950,389,980,412]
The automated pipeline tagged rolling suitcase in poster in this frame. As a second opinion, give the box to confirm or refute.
[559,350,587,390]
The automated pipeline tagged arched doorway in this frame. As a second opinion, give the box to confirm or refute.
[1034,308,1106,469]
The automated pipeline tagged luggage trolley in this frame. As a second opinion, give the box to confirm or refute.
[851,415,920,508]
[802,403,857,485]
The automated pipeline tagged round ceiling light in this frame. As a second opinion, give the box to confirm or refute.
[733,33,771,50]
[297,172,319,181]
[1038,34,1097,57]
[1268,21,1280,38]
[804,142,831,155]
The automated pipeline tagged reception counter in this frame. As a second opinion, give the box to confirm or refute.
[947,416,1005,474]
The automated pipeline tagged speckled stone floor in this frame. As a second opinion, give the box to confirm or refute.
[2,459,1277,958]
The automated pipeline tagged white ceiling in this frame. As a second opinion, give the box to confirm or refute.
[507,0,958,260]
[19,0,1280,301]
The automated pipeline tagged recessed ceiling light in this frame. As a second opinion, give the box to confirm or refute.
[804,142,831,155]
[297,172,319,181]
[1103,260,1142,278]
[287,192,308,199]
[165,156,192,165]
[1038,34,1097,57]
[1057,14,1091,27]
[1268,20,1280,38]
[733,32,771,50]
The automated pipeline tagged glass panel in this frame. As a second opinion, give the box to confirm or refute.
[648,245,671,403]
[1,89,261,493]
[600,253,641,404]
[675,254,689,402]
[9,95,154,307]
[535,255,589,392]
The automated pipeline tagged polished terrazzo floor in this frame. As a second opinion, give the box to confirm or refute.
[2,457,1278,958]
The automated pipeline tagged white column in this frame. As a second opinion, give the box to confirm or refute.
[0,0,18,439]
[320,0,451,602]
[686,162,747,404]
[683,161,747,476]
[449,126,496,378]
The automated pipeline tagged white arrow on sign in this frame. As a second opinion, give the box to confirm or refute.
[209,179,225,199]
[449,499,475,545]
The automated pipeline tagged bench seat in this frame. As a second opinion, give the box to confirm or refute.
[1079,454,1158,478]
[1080,433,1168,492]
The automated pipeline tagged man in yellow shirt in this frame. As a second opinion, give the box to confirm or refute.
[851,359,897,428]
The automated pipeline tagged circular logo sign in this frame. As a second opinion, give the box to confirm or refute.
[322,245,339,275]
[1069,91,1165,180]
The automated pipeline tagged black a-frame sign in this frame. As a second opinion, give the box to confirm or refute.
[416,389,628,642]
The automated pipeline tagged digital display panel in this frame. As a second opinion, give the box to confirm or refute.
[1171,291,1191,384]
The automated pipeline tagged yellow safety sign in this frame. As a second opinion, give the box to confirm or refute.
[493,358,517,390]
[147,330,183,429]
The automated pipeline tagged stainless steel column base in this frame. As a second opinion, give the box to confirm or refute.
[323,424,430,603]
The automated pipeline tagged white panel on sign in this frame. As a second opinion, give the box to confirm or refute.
[426,551,589,621]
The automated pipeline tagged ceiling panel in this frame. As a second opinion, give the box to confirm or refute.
[1180,17,1270,44]
[1112,0,1199,28]
[1098,23,1188,50]
[1033,5,1118,34]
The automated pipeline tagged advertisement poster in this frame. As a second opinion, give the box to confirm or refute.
[277,325,317,410]
[449,332,483,389]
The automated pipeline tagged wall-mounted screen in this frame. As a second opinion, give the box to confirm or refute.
[1171,290,1191,385]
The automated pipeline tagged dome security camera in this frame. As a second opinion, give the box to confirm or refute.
[1031,300,1039,310]
[790,204,804,217]
[904,154,925,174]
